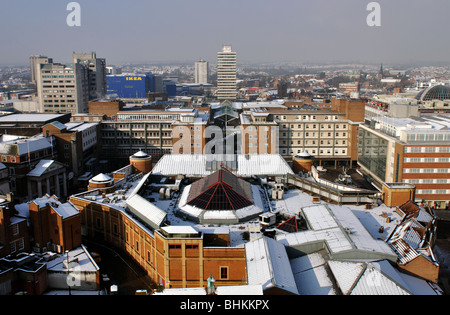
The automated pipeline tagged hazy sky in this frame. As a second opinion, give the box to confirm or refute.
[1,0,449,66]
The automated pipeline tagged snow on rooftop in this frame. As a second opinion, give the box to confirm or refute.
[90,173,113,183]
[27,160,55,177]
[126,194,167,230]
[329,260,412,295]
[0,113,66,122]
[161,225,199,235]
[291,256,336,295]
[245,237,299,295]
[29,195,79,219]
[152,154,294,177]
[277,203,397,261]
[45,245,99,273]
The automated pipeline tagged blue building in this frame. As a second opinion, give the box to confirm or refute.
[107,73,156,99]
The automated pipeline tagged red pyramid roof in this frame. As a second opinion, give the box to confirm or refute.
[187,168,254,211]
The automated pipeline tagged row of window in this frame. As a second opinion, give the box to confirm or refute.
[102,139,173,146]
[417,189,450,195]
[404,179,450,184]
[405,146,450,153]
[281,132,347,138]
[281,140,347,146]
[275,115,341,121]
[280,124,347,130]
[404,168,450,173]
[281,148,348,155]
[404,157,450,163]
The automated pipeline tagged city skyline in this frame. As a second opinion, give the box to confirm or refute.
[1,0,450,66]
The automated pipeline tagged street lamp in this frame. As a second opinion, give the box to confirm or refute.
[65,250,72,295]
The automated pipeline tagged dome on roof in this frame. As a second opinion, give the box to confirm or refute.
[90,173,113,183]
[415,84,450,101]
[294,151,313,158]
[131,150,151,159]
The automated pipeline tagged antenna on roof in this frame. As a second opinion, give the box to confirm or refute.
[27,139,31,168]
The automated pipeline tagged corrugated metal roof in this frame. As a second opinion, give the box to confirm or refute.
[126,194,167,230]
[245,237,299,295]
[277,204,397,260]
[329,260,412,295]
[151,154,294,177]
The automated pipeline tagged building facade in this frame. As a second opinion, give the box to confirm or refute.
[30,55,53,85]
[238,98,365,167]
[358,115,450,209]
[217,46,237,100]
[72,52,107,100]
[107,73,159,99]
[43,121,101,177]
[36,61,89,113]
[69,164,248,289]
[0,136,56,201]
[100,108,209,167]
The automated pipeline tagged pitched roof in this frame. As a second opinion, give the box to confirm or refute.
[27,160,64,177]
[245,237,299,295]
[276,216,299,233]
[187,168,253,211]
[328,260,413,295]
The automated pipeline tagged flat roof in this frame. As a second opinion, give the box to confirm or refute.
[0,113,67,123]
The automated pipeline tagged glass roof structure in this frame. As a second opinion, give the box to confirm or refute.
[415,84,450,101]
[187,168,254,211]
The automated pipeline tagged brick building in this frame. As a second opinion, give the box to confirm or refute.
[42,121,100,177]
[358,115,450,209]
[28,195,82,253]
[0,197,30,258]
[69,156,248,289]
[238,97,365,167]
[0,135,56,201]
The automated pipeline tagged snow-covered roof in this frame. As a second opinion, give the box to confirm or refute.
[276,204,397,261]
[65,122,98,132]
[0,137,53,156]
[131,150,150,158]
[90,173,113,183]
[245,237,299,295]
[153,284,263,295]
[152,154,294,177]
[45,245,99,273]
[0,113,67,123]
[126,194,167,230]
[161,225,199,235]
[386,217,438,266]
[290,253,336,295]
[27,160,61,177]
[30,195,79,219]
[326,260,437,295]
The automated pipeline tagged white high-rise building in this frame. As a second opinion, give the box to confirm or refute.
[194,59,208,84]
[217,45,237,100]
[36,60,89,113]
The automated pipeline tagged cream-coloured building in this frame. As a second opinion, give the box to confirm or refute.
[217,45,237,100]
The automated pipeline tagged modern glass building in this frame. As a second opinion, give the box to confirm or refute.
[358,127,389,182]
